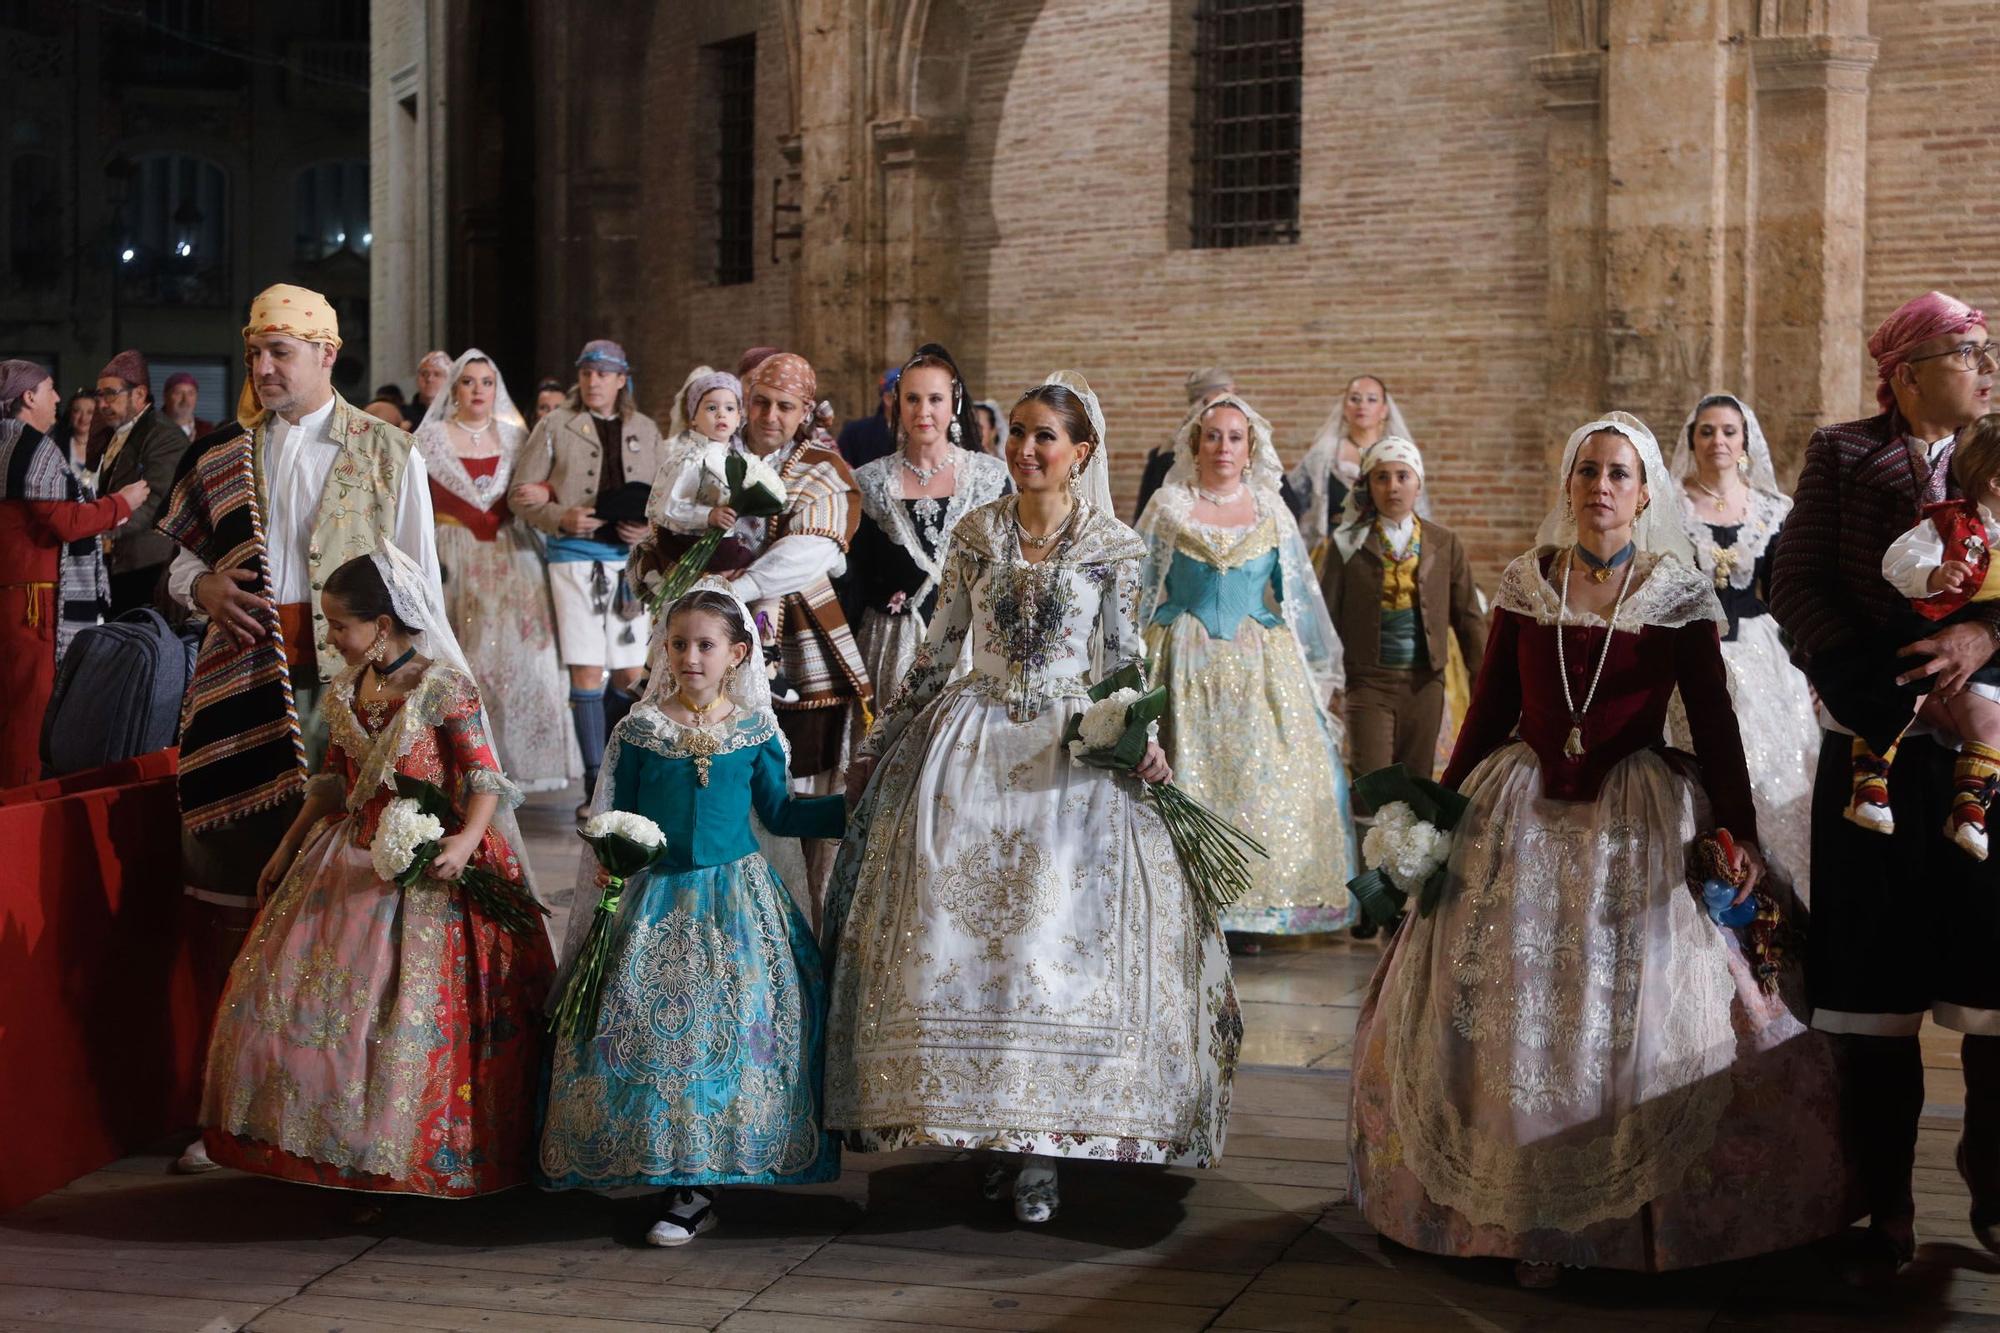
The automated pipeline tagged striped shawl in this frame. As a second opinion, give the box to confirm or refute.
[156,423,305,832]
[0,419,112,661]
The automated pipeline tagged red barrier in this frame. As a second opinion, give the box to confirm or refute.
[0,752,205,1212]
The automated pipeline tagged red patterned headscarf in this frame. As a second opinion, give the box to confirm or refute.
[1868,290,1987,412]
[744,352,817,406]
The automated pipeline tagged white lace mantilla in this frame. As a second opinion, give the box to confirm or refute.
[1674,489,1787,592]
[1493,547,1725,633]
[413,420,527,513]
[854,450,1011,606]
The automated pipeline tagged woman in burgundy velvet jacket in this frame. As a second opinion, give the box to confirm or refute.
[1346,413,1857,1284]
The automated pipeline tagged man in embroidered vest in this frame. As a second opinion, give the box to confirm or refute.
[156,283,442,1170]
[1769,290,2000,1280]
[636,350,868,917]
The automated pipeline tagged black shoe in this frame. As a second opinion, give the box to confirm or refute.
[1840,1222,1915,1286]
[1350,920,1380,941]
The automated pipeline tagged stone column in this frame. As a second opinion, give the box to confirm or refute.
[1601,2,1733,439]
[792,0,871,418]
[870,115,964,370]
[1750,30,1878,476]
[1530,44,1607,473]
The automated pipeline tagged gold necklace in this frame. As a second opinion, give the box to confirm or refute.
[1014,499,1077,551]
[678,690,723,720]
[675,693,725,786]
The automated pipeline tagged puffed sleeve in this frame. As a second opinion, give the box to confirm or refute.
[1881,512,1945,600]
[1440,609,1524,791]
[1673,619,1759,844]
[439,677,525,811]
[859,535,977,759]
[749,735,847,838]
[1094,551,1147,678]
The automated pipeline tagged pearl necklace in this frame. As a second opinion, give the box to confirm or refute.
[455,417,493,452]
[1195,483,1246,505]
[1555,547,1637,759]
[899,451,954,486]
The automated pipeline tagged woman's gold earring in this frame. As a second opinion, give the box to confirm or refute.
[367,633,388,664]
[1737,453,1750,474]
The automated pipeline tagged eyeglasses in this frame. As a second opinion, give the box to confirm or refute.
[1905,341,2000,374]
[91,385,130,400]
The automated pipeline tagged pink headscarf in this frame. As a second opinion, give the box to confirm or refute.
[1868,290,1987,411]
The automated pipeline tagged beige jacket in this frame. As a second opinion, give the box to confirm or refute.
[512,404,669,535]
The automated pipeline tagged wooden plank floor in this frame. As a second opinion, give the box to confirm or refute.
[2,788,1991,1332]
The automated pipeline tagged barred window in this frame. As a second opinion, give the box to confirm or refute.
[710,35,756,286]
[1190,0,1302,249]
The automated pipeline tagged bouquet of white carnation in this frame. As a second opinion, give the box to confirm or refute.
[1060,664,1268,923]
[646,449,790,611]
[369,775,550,936]
[548,809,669,1040]
[1347,765,1469,928]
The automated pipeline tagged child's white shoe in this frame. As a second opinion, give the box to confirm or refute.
[646,1189,717,1246]
[1949,808,1990,861]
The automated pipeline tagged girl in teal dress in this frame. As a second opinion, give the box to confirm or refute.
[538,581,846,1246]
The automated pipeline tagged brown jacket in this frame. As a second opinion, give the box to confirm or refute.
[1319,516,1486,678]
[96,405,191,573]
[512,404,669,535]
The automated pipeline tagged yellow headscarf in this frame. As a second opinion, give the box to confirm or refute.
[236,283,343,427]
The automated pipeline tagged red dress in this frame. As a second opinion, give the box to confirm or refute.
[0,489,129,787]
[200,662,555,1195]
[1349,550,1854,1271]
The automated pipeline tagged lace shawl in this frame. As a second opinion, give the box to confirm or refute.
[1493,547,1726,633]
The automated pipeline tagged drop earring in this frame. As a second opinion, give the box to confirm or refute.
[948,419,963,446]
[367,632,389,665]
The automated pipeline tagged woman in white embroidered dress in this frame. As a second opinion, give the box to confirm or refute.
[1288,374,1413,556]
[1667,393,1816,887]
[851,347,1011,698]
[1136,392,1356,937]
[826,372,1241,1227]
[417,349,578,792]
[1348,413,1853,1283]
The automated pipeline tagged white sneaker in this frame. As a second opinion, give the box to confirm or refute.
[1845,798,1894,835]
[645,1189,717,1246]
[172,1138,218,1174]
[1950,815,1990,861]
[1012,1157,1058,1225]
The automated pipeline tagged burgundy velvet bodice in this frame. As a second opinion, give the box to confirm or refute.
[1442,593,1759,845]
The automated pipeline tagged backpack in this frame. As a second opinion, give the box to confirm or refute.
[40,608,197,776]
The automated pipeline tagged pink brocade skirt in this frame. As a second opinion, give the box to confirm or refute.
[200,817,554,1196]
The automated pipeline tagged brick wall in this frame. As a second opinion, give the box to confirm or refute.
[632,2,798,417]
[599,0,1999,587]
[1862,0,2000,419]
[954,0,1552,583]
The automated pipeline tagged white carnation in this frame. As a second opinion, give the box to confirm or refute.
[582,810,666,848]
[736,453,787,503]
[1360,802,1450,895]
[371,798,445,882]
[1078,689,1141,750]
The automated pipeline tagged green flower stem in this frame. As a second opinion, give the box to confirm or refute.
[647,529,723,613]
[547,872,633,1041]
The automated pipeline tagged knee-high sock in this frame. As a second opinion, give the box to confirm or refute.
[604,683,638,737]
[571,687,607,794]
[1851,735,1897,795]
[1963,1034,2000,1220]
[1840,1033,1924,1228]
[1953,740,2000,814]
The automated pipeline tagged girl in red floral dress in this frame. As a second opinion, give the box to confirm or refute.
[200,548,555,1196]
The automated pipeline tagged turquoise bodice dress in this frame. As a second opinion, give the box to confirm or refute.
[538,707,847,1189]
[1136,502,1358,935]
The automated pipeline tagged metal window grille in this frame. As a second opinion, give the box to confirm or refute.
[1190,0,1302,249]
[713,35,757,286]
